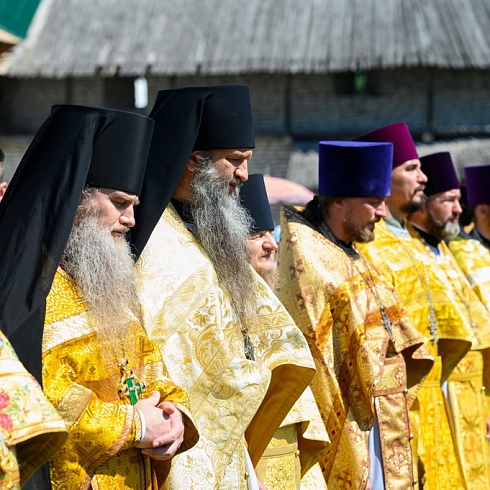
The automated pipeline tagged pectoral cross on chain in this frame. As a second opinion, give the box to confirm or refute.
[244,334,255,361]
[118,359,146,405]
[380,305,394,343]
[428,306,439,344]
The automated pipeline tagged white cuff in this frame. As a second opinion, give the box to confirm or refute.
[136,408,147,442]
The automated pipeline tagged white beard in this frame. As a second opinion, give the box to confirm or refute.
[62,204,141,358]
[184,163,258,333]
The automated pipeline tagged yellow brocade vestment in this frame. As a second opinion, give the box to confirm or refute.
[43,268,197,489]
[360,218,471,489]
[135,204,316,490]
[0,331,67,489]
[255,386,329,490]
[449,234,490,313]
[409,227,490,489]
[276,207,432,490]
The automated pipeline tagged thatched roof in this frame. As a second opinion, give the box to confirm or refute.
[5,0,490,78]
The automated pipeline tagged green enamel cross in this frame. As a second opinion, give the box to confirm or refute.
[118,359,146,405]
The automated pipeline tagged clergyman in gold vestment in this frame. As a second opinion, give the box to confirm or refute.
[409,152,490,489]
[277,141,432,490]
[449,164,490,313]
[131,85,316,489]
[356,123,470,490]
[240,174,329,490]
[0,105,197,489]
[463,164,490,252]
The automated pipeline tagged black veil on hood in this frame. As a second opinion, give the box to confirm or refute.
[130,84,255,258]
[0,105,154,384]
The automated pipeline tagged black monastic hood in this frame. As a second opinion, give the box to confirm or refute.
[130,84,255,257]
[0,105,154,383]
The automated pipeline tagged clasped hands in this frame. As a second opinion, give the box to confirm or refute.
[135,391,185,460]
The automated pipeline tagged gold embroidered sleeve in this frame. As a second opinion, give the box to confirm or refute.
[43,341,139,455]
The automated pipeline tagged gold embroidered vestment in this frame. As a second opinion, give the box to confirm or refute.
[277,207,431,490]
[360,218,471,489]
[43,268,197,489]
[0,331,67,489]
[409,228,490,489]
[449,235,490,313]
[135,204,316,490]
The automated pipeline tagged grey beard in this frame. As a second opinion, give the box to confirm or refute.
[428,207,460,240]
[184,164,258,333]
[61,206,141,358]
[256,267,278,290]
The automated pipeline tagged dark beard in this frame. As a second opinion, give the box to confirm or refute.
[343,206,378,243]
[400,193,427,216]
[61,202,141,358]
[184,164,258,333]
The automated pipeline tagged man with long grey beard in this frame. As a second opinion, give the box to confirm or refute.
[130,85,316,490]
[0,105,197,489]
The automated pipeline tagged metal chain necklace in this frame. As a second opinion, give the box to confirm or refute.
[243,333,255,361]
[318,221,395,343]
[393,231,439,343]
[417,234,480,344]
[355,252,395,344]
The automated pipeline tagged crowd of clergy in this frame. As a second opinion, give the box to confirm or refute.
[1,84,490,490]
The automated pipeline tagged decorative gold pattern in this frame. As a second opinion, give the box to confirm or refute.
[277,207,431,490]
[372,355,413,489]
[257,386,330,489]
[447,351,490,489]
[360,219,470,489]
[255,424,300,489]
[0,332,67,488]
[43,269,197,489]
[449,236,490,314]
[360,220,473,359]
[135,204,315,490]
[409,226,490,488]
[416,355,465,489]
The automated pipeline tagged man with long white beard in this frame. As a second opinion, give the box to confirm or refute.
[408,151,490,489]
[0,105,197,489]
[130,85,316,489]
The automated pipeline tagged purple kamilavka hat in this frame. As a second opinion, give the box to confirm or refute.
[420,152,460,196]
[464,164,490,205]
[354,122,419,168]
[318,141,393,197]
